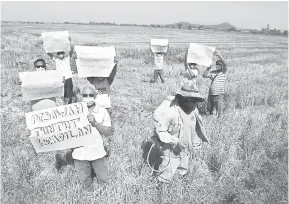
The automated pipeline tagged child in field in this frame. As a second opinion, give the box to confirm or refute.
[86,57,118,114]
[72,87,113,192]
[182,48,199,91]
[48,51,74,105]
[150,42,169,83]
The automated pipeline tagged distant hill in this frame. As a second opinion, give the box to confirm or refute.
[204,22,237,29]
[168,21,237,30]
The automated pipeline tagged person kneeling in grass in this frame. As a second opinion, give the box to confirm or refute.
[72,87,113,192]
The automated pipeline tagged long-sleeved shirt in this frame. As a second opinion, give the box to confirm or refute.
[153,96,209,148]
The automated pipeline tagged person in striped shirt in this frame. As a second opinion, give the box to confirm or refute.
[202,51,227,117]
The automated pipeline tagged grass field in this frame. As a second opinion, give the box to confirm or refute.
[1,23,288,204]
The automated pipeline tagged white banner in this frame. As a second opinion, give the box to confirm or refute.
[19,70,64,102]
[187,43,216,67]
[150,39,169,53]
[26,102,102,153]
[41,31,71,53]
[75,46,116,78]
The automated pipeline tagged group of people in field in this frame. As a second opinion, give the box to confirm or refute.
[21,35,227,192]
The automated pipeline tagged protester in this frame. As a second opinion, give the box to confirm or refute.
[86,57,118,114]
[72,87,113,192]
[47,51,74,105]
[21,59,66,170]
[152,85,209,183]
[19,59,66,111]
[202,51,227,117]
[182,48,200,90]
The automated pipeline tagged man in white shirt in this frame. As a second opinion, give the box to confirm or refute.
[72,87,113,192]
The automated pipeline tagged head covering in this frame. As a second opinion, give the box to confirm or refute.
[175,85,205,102]
[214,60,224,70]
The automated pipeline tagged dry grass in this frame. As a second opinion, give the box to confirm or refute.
[1,23,288,204]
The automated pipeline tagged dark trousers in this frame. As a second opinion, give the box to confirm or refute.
[153,70,165,83]
[207,94,224,116]
[64,78,73,104]
[74,158,108,192]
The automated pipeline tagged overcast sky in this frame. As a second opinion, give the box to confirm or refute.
[1,1,288,30]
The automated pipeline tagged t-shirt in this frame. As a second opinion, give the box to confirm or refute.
[30,98,57,111]
[54,56,73,79]
[208,71,227,95]
[153,53,164,70]
[89,78,111,108]
[72,105,111,161]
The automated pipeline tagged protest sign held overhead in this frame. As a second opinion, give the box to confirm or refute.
[75,46,116,78]
[19,70,64,102]
[41,31,71,53]
[150,39,169,53]
[26,102,103,153]
[187,43,216,67]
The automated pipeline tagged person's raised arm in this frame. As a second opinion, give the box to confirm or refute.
[108,63,118,85]
[203,66,212,79]
[215,51,227,73]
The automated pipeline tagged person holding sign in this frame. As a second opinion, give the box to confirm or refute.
[150,39,169,83]
[72,87,113,192]
[202,51,227,117]
[74,45,118,113]
[21,59,67,171]
[19,59,65,111]
[48,51,74,105]
[86,57,118,114]
[182,48,200,90]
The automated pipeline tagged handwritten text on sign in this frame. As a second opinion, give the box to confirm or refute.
[187,43,216,67]
[41,31,71,53]
[26,102,101,153]
[19,70,64,102]
[75,46,116,78]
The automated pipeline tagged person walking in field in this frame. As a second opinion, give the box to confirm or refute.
[202,51,227,117]
[152,85,209,183]
[72,87,113,192]
[182,48,200,90]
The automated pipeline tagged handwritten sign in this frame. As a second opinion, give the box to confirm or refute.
[187,43,216,67]
[75,46,116,78]
[26,102,102,153]
[41,31,71,53]
[19,70,64,102]
[150,39,169,53]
